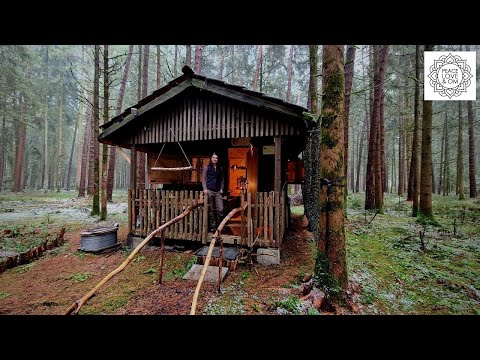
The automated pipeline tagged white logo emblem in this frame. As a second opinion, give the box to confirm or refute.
[424,51,476,100]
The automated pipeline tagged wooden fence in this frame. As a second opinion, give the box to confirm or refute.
[128,189,288,248]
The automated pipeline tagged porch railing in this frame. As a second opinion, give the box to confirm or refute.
[128,189,287,248]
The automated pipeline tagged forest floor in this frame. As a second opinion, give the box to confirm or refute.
[0,190,479,315]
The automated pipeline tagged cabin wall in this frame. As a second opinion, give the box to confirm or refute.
[123,91,303,146]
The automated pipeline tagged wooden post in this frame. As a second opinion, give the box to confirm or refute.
[247,192,252,247]
[269,191,274,246]
[158,230,165,284]
[202,192,209,244]
[128,189,132,235]
[143,189,147,237]
[130,145,137,235]
[263,193,268,245]
[130,145,137,190]
[241,189,246,245]
[218,237,223,293]
[274,135,281,193]
[280,191,285,242]
[275,191,280,247]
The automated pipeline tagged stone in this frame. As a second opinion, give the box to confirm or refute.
[256,248,280,265]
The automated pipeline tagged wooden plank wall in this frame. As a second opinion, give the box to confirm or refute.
[125,94,303,145]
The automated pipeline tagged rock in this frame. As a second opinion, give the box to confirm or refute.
[256,248,280,265]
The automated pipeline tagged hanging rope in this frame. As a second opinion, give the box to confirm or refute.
[151,128,193,171]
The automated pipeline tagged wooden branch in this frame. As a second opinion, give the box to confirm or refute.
[115,145,131,164]
[151,166,193,171]
[64,201,204,315]
[190,202,247,315]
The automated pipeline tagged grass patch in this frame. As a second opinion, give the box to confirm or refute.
[0,292,11,300]
[275,295,302,314]
[67,272,92,283]
[164,255,196,281]
[346,193,480,315]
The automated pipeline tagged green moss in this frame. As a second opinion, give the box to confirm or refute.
[313,250,342,301]
[322,71,345,112]
[320,132,336,148]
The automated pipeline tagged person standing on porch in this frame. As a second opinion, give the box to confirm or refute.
[202,153,224,232]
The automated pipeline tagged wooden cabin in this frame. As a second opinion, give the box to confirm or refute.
[99,66,311,249]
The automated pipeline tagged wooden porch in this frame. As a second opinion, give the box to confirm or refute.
[128,189,288,248]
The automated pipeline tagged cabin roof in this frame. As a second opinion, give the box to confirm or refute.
[99,65,311,143]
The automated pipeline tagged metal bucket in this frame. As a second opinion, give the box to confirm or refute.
[80,225,119,252]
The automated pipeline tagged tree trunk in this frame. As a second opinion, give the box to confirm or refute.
[356,112,367,193]
[411,45,421,216]
[286,45,294,102]
[365,45,378,210]
[303,45,319,235]
[315,45,347,301]
[76,46,86,190]
[194,45,204,74]
[253,45,263,92]
[350,122,355,192]
[419,45,434,218]
[219,46,225,79]
[78,96,92,197]
[443,112,450,196]
[438,116,445,194]
[137,45,149,189]
[356,52,369,193]
[344,45,356,191]
[13,72,31,192]
[174,45,178,77]
[156,45,161,89]
[398,105,404,196]
[107,45,134,201]
[42,46,49,190]
[0,98,7,192]
[101,45,109,220]
[457,101,465,200]
[380,71,387,195]
[91,45,100,215]
[65,98,79,191]
[137,45,142,101]
[467,97,477,198]
[56,84,64,192]
[185,45,191,67]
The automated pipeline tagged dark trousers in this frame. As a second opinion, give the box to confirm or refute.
[207,190,224,231]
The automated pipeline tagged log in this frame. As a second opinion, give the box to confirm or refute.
[64,201,204,315]
[190,202,247,315]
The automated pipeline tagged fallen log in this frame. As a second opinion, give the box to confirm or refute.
[64,202,203,315]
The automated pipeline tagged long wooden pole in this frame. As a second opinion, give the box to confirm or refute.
[65,202,203,315]
[190,203,247,315]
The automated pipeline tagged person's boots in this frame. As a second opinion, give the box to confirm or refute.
[215,211,224,228]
